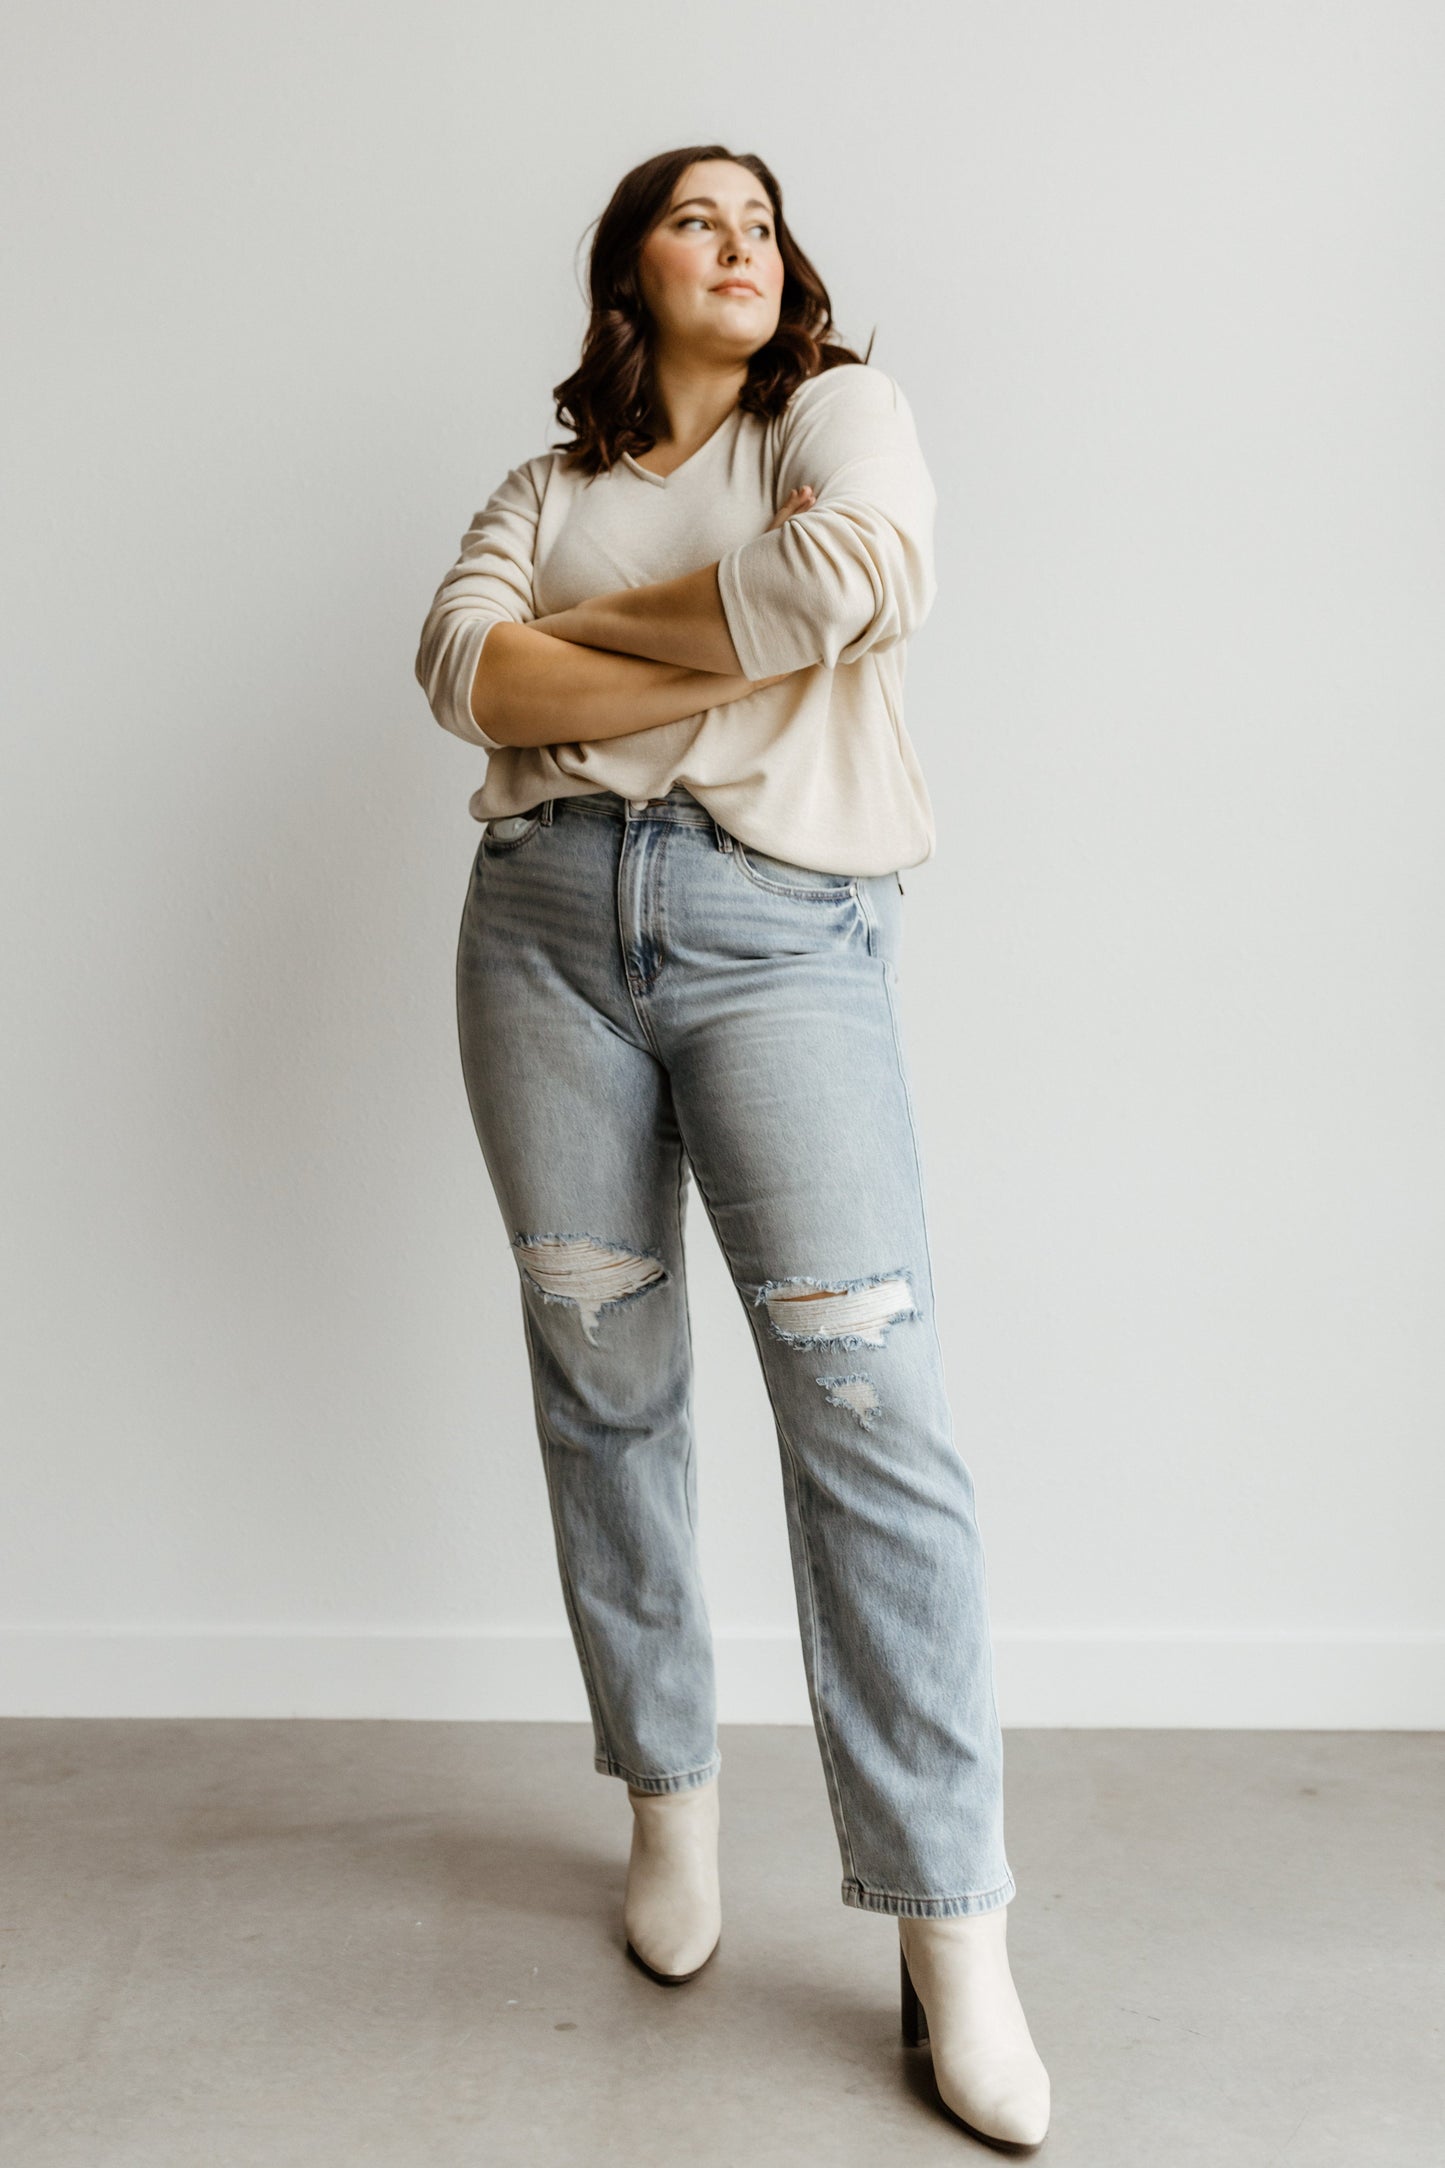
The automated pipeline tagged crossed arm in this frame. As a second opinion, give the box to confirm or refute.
[470,488,814,748]
[532,560,744,676]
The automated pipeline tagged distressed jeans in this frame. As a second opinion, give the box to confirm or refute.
[454,784,1015,1918]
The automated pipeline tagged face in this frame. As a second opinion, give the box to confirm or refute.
[636,159,785,363]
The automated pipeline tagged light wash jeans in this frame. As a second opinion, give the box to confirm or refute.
[455,783,1015,1918]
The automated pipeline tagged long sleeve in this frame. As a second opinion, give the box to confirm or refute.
[714,365,937,679]
[413,455,548,753]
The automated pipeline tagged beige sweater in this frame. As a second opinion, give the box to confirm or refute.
[414,362,939,874]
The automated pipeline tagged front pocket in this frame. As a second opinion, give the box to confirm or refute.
[482,808,545,854]
[730,841,858,900]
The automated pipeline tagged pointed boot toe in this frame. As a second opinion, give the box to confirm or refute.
[899,1915,1051,2148]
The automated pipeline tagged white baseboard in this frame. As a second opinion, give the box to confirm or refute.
[0,1627,1440,1725]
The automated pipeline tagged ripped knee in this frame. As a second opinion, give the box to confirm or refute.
[754,1270,917,1351]
[513,1231,668,1345]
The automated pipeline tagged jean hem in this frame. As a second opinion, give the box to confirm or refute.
[595,1750,722,1794]
[840,1870,1016,1918]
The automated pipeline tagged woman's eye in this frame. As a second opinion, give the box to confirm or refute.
[676,217,772,237]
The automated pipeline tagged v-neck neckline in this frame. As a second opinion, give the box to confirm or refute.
[621,403,740,488]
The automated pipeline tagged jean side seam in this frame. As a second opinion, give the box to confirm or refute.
[674,1141,714,1653]
[458,867,611,1766]
[674,1143,698,1548]
[865,878,950,1426]
[741,1300,864,1892]
[679,1145,863,1888]
[522,1299,615,1765]
[863,884,1016,1903]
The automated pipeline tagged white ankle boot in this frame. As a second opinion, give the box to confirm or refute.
[898,1906,1051,2146]
[623,1776,722,1983]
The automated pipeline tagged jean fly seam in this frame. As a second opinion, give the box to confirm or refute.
[852,878,876,959]
[613,830,668,1060]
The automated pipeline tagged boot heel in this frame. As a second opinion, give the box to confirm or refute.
[900,1942,928,2046]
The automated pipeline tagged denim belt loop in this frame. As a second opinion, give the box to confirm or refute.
[711,818,733,854]
[541,799,555,825]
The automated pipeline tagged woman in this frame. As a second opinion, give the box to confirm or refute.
[415,144,1051,2148]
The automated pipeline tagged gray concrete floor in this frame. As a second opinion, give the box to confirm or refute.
[1,1721,1440,2165]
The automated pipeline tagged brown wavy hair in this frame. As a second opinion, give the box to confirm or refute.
[549,145,873,478]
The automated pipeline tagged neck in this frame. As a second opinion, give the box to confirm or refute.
[645,350,748,447]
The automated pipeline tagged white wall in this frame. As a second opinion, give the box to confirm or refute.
[3,1,1441,1724]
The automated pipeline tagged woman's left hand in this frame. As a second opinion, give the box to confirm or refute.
[765,484,814,532]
